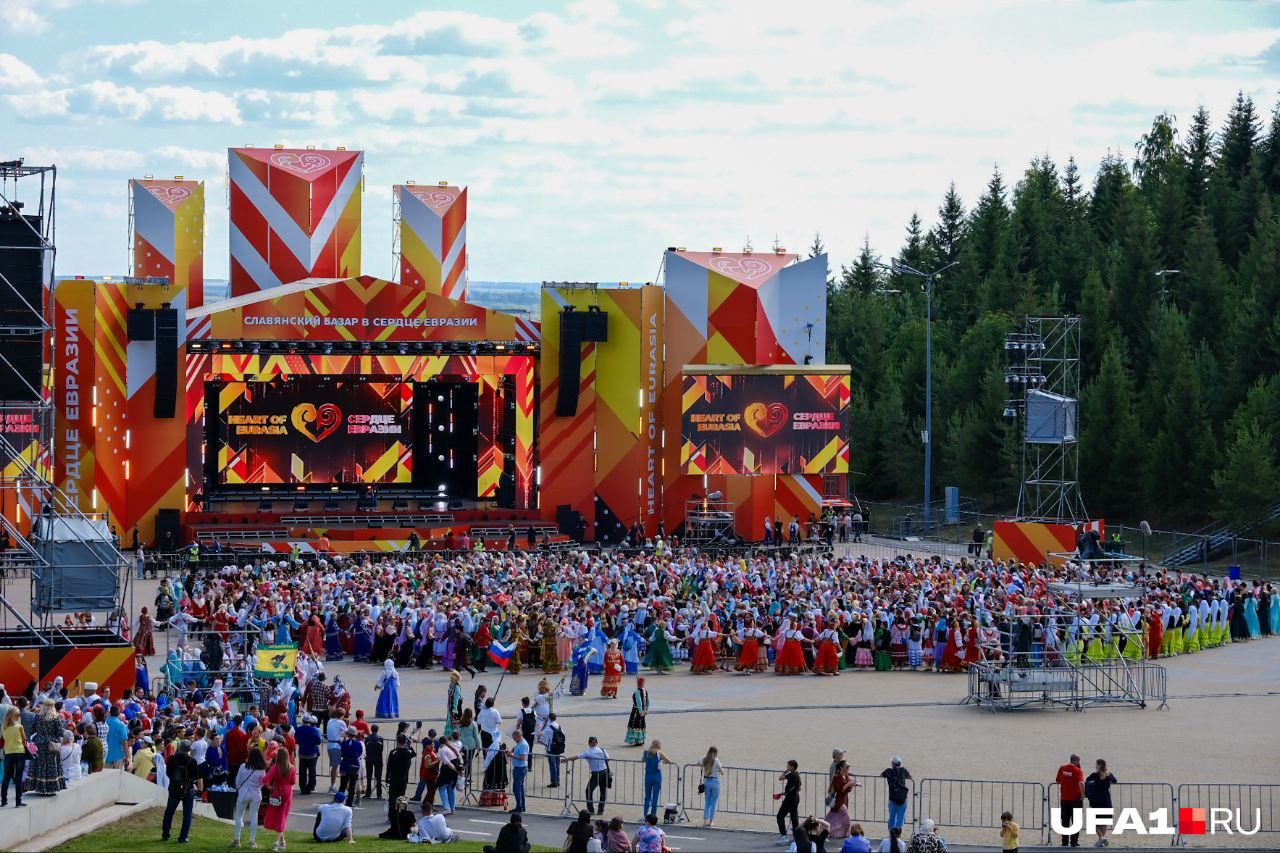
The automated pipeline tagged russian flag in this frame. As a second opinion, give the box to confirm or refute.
[488,640,515,669]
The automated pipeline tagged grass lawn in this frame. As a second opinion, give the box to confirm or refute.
[51,807,558,852]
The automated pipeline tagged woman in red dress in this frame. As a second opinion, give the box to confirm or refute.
[133,606,156,657]
[690,622,719,674]
[1147,604,1164,659]
[940,617,964,672]
[262,748,296,851]
[964,621,982,668]
[774,619,807,675]
[600,639,624,697]
[734,619,764,673]
[300,615,324,656]
[812,624,841,676]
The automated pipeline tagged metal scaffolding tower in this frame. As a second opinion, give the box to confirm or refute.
[1006,316,1087,523]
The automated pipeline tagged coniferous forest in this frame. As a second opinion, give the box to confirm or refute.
[823,93,1280,531]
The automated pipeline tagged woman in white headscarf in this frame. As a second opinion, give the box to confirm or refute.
[375,658,399,718]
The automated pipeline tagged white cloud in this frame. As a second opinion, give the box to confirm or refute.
[2,0,137,35]
[0,53,40,91]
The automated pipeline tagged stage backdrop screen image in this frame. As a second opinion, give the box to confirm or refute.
[213,379,413,485]
[681,372,851,475]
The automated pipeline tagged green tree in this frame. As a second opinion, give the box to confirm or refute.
[1080,344,1143,517]
[1212,419,1280,532]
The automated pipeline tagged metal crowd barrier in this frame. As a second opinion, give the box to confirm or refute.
[1049,781,1176,846]
[565,755,685,822]
[1178,783,1277,838]
[915,778,1046,842]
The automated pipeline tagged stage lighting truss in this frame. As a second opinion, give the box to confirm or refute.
[189,339,537,356]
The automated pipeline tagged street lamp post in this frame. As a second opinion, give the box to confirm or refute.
[877,259,958,531]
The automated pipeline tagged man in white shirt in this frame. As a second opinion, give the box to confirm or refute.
[409,801,455,844]
[325,714,347,792]
[477,698,502,749]
[312,791,354,843]
[564,735,610,815]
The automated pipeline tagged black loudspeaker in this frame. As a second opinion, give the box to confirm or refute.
[127,308,156,341]
[555,504,581,538]
[556,308,609,417]
[0,214,43,325]
[0,333,42,401]
[154,308,178,418]
[155,508,182,549]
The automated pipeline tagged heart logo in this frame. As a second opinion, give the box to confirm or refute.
[147,185,191,205]
[291,402,343,443]
[744,402,789,438]
[270,152,333,174]
[709,256,772,281]
[411,188,457,209]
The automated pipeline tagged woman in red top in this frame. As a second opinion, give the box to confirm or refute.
[134,607,156,656]
[690,623,719,674]
[600,640,624,697]
[1147,604,1164,659]
[300,616,324,656]
[412,737,440,805]
[262,748,296,851]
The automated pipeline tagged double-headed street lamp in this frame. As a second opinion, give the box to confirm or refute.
[876,258,958,530]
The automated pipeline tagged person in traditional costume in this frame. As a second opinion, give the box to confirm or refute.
[812,623,841,675]
[689,621,719,674]
[134,606,156,656]
[30,699,64,794]
[625,678,649,746]
[906,616,924,670]
[540,617,562,674]
[644,619,674,673]
[508,616,527,675]
[1267,584,1279,636]
[774,618,807,675]
[874,618,893,671]
[352,610,373,663]
[1147,605,1165,659]
[444,671,464,737]
[734,618,766,673]
[301,614,324,656]
[620,622,641,675]
[600,639,624,698]
[532,678,553,735]
[586,620,608,675]
[889,618,908,669]
[375,658,400,719]
[556,619,575,669]
[1244,585,1261,638]
[569,640,595,696]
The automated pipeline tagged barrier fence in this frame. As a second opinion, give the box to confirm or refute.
[299,747,1280,846]
[1178,783,1278,836]
[915,778,1046,840]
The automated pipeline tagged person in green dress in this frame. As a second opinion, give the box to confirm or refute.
[645,620,674,673]
[873,619,893,672]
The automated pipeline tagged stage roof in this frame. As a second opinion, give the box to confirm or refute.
[189,275,538,343]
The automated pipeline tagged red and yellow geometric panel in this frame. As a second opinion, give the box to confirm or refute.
[993,520,1106,567]
[397,184,467,300]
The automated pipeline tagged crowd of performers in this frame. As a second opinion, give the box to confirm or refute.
[133,548,1276,698]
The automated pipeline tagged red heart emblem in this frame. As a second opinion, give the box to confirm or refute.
[270,152,333,174]
[291,402,343,442]
[147,185,191,206]
[411,188,458,209]
[744,402,789,438]
[709,256,772,281]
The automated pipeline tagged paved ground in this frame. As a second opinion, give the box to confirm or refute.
[4,548,1277,850]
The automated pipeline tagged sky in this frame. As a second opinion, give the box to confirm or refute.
[1,0,1278,284]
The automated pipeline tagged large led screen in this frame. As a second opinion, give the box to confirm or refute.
[214,379,412,485]
[681,372,850,475]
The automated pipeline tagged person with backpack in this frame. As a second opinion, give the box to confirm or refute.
[161,740,200,842]
[881,756,913,833]
[540,712,565,788]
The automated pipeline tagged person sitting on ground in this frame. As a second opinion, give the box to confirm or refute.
[565,809,595,853]
[378,796,417,841]
[878,826,907,853]
[312,790,354,844]
[408,800,457,844]
[842,822,873,853]
[484,810,532,853]
[631,812,666,853]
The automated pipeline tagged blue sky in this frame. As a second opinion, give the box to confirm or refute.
[2,0,1278,283]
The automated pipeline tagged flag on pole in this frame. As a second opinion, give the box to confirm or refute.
[254,643,298,678]
[488,639,515,670]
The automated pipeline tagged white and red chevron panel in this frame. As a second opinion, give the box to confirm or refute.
[228,148,362,297]
[131,178,204,308]
[396,184,467,300]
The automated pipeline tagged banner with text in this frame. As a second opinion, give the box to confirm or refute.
[681,372,850,475]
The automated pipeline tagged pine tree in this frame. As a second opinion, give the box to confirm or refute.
[841,235,882,295]
[1208,92,1261,265]
[1258,98,1280,196]
[1212,419,1280,533]
[1180,213,1228,353]
[1080,344,1143,516]
[1183,106,1214,211]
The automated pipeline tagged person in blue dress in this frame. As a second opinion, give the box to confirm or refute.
[1243,585,1261,639]
[569,640,596,696]
[621,622,641,675]
[353,612,373,663]
[587,621,608,675]
[325,613,344,661]
[375,658,400,718]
